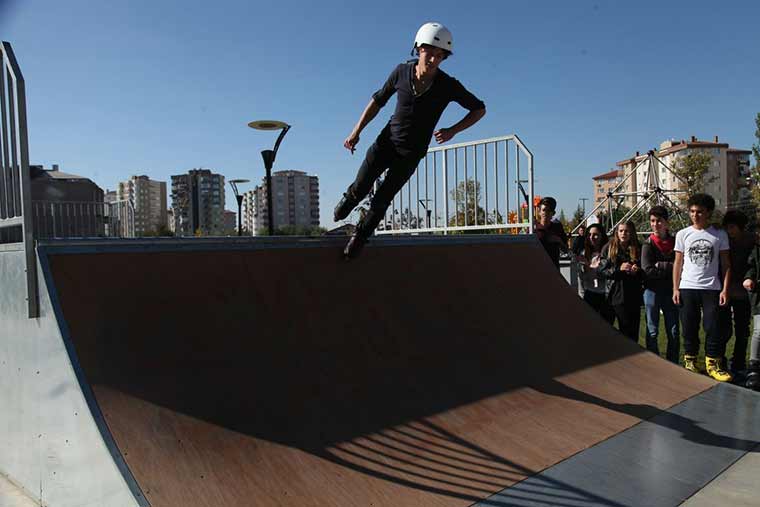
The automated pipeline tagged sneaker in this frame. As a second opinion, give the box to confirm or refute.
[745,360,760,391]
[343,232,368,260]
[705,356,733,382]
[683,354,701,374]
[334,192,358,222]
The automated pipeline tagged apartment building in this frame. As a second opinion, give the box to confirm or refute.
[612,136,752,211]
[242,189,257,235]
[117,175,167,235]
[592,169,626,206]
[223,210,237,234]
[251,170,319,233]
[170,169,225,236]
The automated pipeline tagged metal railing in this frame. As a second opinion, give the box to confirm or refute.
[1,41,37,317]
[32,200,135,239]
[376,134,534,235]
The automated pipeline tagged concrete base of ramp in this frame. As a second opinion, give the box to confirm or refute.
[0,476,39,507]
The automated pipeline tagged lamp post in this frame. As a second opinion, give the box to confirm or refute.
[229,179,250,236]
[248,120,291,236]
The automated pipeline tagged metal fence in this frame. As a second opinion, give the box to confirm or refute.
[376,134,534,235]
[1,41,37,317]
[31,200,135,239]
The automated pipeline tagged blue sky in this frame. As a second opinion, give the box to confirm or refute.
[2,0,758,226]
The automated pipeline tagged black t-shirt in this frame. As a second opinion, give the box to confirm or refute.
[372,61,485,156]
[535,221,568,268]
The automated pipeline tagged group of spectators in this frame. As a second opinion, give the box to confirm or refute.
[534,194,760,390]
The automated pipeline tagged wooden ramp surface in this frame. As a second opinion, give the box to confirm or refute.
[42,236,713,506]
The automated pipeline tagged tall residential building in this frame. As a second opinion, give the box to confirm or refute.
[117,175,167,235]
[170,169,225,236]
[223,210,237,234]
[242,189,257,235]
[251,170,319,233]
[613,136,752,211]
[592,169,626,206]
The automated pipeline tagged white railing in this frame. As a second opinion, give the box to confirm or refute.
[376,134,534,235]
[1,41,37,317]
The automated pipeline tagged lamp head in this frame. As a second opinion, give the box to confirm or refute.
[248,120,289,131]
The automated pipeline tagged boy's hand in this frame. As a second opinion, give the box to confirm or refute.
[743,279,755,291]
[344,132,360,154]
[434,128,454,144]
[719,290,728,306]
[673,289,681,305]
[630,264,640,274]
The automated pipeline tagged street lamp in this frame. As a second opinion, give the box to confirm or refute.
[229,178,250,236]
[248,120,291,236]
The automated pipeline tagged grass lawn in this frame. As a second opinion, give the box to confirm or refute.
[623,308,750,368]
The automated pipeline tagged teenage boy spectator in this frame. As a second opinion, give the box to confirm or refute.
[740,237,760,390]
[673,193,732,381]
[600,221,643,341]
[720,210,753,373]
[571,225,586,256]
[641,206,680,363]
[578,223,614,323]
[534,197,568,269]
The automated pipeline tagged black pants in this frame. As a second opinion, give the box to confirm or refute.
[612,302,641,341]
[346,129,423,236]
[680,289,722,358]
[719,296,751,367]
[583,291,615,325]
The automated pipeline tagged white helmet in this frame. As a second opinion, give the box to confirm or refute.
[413,22,453,55]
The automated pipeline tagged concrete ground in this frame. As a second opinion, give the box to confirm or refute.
[0,476,38,507]
[681,443,760,506]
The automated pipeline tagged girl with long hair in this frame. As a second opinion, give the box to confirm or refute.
[578,223,613,323]
[600,221,644,341]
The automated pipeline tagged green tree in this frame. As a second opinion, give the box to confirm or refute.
[753,112,760,170]
[557,209,568,230]
[750,113,760,208]
[569,204,585,230]
[449,179,487,227]
[671,151,716,199]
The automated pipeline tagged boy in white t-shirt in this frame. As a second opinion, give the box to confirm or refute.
[673,193,733,381]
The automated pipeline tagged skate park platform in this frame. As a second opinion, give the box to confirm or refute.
[1,235,759,507]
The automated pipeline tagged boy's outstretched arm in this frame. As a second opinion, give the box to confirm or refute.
[344,99,381,154]
[434,108,486,144]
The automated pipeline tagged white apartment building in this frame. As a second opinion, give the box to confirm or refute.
[616,136,752,211]
[242,189,257,235]
[251,170,319,233]
[117,175,168,235]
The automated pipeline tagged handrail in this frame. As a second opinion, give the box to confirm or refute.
[376,133,534,235]
[1,41,38,318]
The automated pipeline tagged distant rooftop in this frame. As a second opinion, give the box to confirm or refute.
[592,169,623,180]
[30,164,91,181]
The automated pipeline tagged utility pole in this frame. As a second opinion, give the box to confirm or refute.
[579,197,589,216]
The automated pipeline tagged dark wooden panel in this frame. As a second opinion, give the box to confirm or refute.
[47,238,713,506]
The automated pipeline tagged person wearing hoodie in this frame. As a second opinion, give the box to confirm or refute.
[641,206,680,363]
[720,210,754,374]
[577,223,614,323]
[741,235,760,390]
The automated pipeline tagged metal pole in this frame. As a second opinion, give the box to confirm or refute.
[236,195,243,236]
